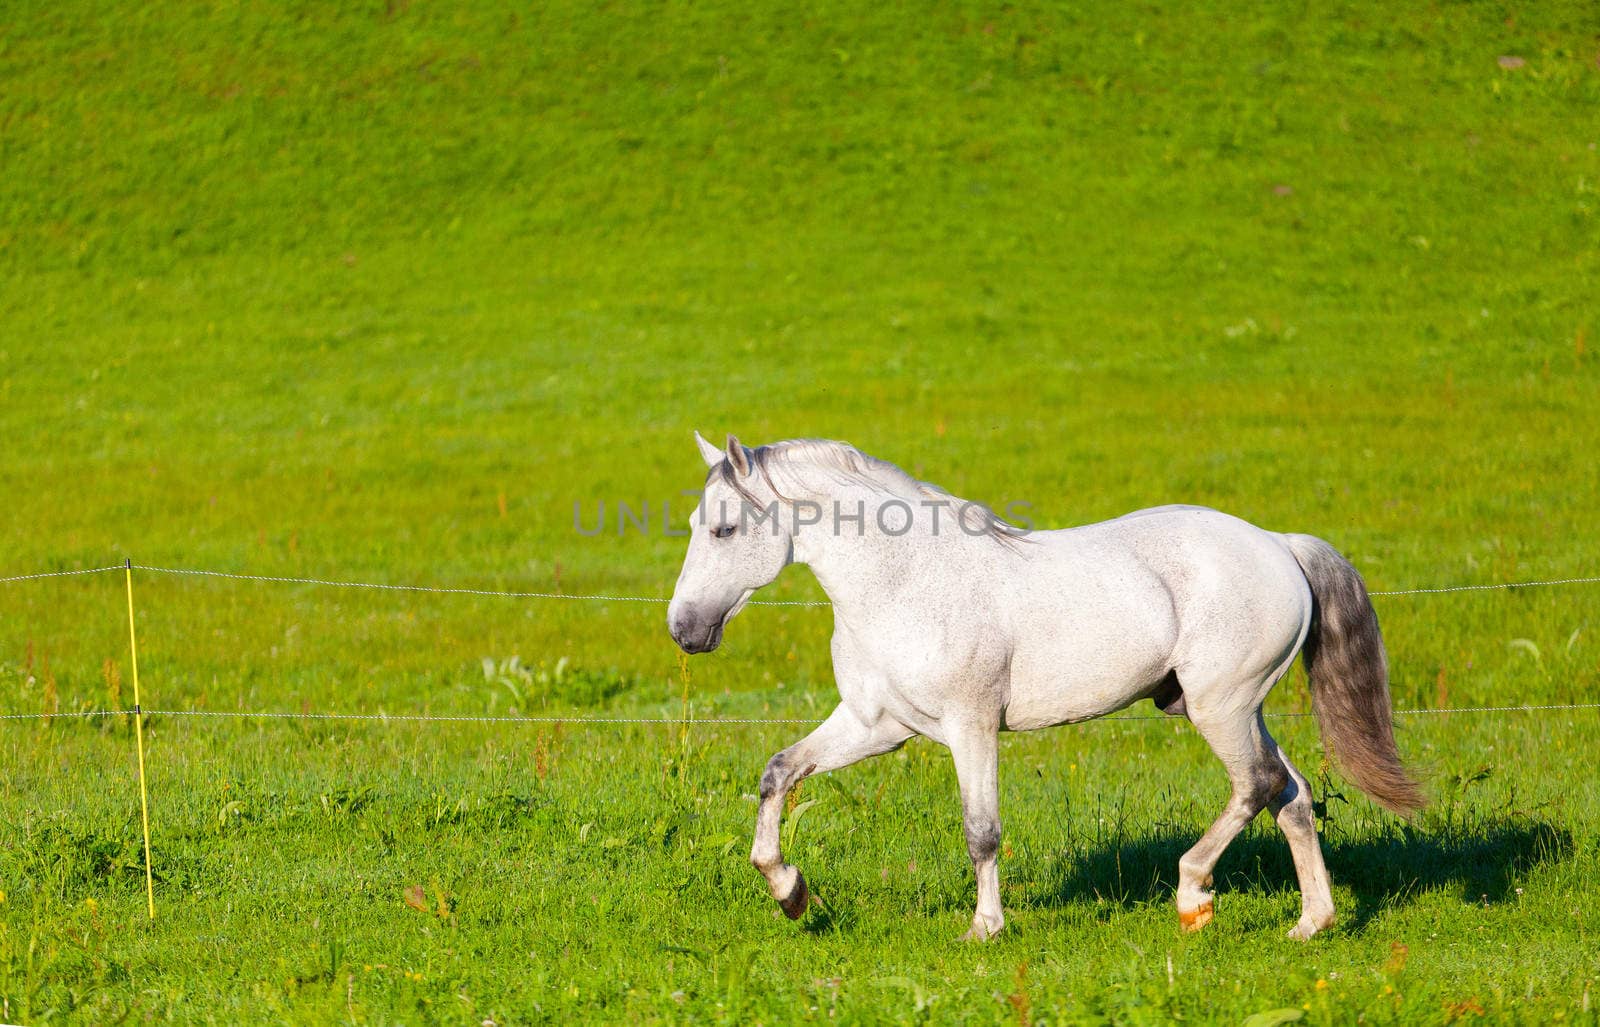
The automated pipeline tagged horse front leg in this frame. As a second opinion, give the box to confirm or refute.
[947,718,1004,940]
[751,704,911,919]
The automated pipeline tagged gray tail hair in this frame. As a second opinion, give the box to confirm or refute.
[1286,534,1426,816]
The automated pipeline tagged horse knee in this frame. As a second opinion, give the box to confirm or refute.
[759,752,817,801]
[965,819,1001,865]
[758,755,788,801]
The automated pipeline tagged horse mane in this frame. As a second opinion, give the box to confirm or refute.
[708,437,1029,546]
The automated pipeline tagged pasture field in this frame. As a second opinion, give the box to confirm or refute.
[2,0,1599,1022]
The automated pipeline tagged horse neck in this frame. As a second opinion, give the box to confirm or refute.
[788,484,983,613]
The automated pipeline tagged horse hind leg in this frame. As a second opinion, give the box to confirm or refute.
[1268,740,1337,939]
[1175,707,1288,933]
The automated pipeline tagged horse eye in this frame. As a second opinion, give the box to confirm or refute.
[713,524,737,539]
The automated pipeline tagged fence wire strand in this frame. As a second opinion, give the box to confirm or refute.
[129,564,830,605]
[0,565,127,585]
[2,560,1598,603]
[1371,575,1600,597]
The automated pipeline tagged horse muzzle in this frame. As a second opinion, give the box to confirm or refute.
[668,608,725,654]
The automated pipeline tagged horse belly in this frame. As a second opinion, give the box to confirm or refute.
[1001,599,1177,731]
[1004,650,1169,730]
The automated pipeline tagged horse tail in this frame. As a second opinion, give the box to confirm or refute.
[1285,533,1426,816]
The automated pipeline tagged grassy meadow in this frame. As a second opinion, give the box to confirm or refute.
[2,0,1599,1021]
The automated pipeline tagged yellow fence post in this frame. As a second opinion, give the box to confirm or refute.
[123,558,156,920]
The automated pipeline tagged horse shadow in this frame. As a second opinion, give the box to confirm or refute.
[1021,814,1572,931]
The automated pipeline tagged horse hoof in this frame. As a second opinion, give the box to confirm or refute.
[1178,901,1213,933]
[1288,912,1333,941]
[778,872,809,920]
[959,919,1003,942]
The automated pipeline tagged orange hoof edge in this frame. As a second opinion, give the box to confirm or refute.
[1179,902,1214,933]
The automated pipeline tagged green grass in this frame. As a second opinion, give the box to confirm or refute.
[2,0,1598,1021]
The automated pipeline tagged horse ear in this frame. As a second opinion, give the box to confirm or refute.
[725,435,752,476]
[694,430,722,468]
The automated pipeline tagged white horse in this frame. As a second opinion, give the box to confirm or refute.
[668,433,1423,941]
